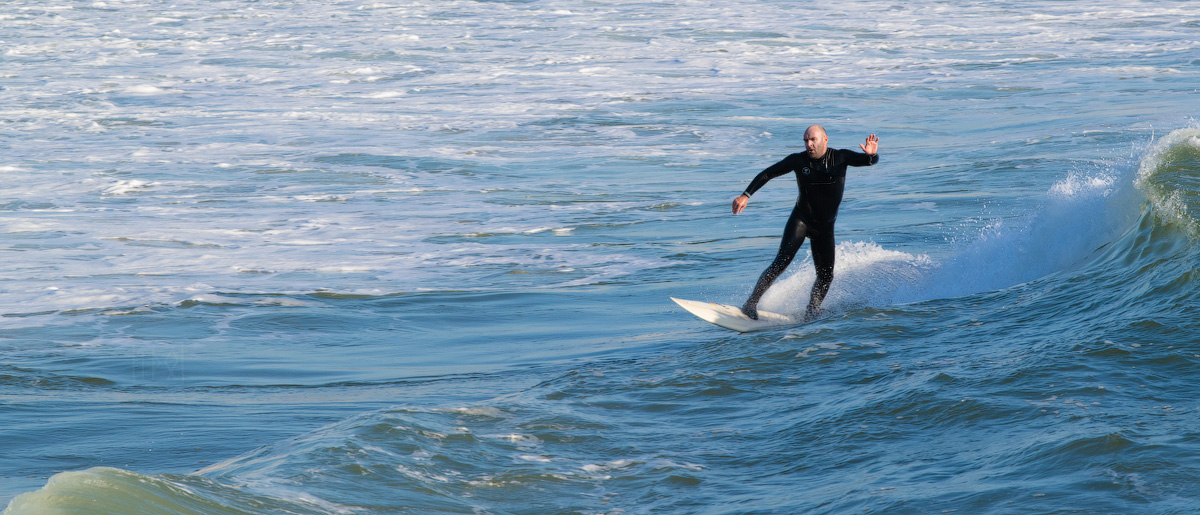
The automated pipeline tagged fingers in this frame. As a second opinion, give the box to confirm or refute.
[732,196,747,215]
[861,134,879,153]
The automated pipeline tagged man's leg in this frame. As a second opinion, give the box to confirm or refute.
[805,226,836,320]
[742,209,808,319]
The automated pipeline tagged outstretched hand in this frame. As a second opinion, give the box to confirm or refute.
[859,134,879,155]
[732,194,748,215]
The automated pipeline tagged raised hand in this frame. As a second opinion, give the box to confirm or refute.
[859,134,879,155]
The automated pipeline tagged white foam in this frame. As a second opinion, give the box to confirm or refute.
[760,155,1142,312]
[1049,174,1115,198]
[123,85,178,94]
[581,459,636,473]
[0,0,1193,320]
[101,179,154,195]
[760,241,934,315]
[1136,128,1200,183]
[485,433,542,448]
[443,407,504,418]
[363,91,405,98]
[902,166,1138,303]
[180,294,243,306]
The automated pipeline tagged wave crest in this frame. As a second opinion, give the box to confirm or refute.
[1135,128,1200,235]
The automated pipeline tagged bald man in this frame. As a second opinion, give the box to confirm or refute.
[732,126,879,320]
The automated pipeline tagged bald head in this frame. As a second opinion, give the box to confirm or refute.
[804,125,829,158]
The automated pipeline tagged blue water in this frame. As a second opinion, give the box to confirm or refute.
[3,0,1200,512]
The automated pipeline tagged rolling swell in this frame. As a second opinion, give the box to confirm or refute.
[8,134,1200,513]
[4,0,1198,509]
[762,128,1199,321]
[1136,128,1200,237]
[2,467,330,515]
[227,129,1198,512]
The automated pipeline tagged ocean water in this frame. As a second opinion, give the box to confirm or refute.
[2,0,1199,512]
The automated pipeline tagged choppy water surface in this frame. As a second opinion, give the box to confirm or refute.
[3,0,1200,512]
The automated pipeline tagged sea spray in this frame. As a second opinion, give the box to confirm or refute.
[758,136,1169,315]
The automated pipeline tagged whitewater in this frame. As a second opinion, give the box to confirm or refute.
[3,0,1200,513]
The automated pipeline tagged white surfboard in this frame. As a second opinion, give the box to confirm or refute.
[670,297,796,333]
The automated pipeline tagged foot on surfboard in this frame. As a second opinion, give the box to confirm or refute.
[671,297,792,332]
[741,303,759,320]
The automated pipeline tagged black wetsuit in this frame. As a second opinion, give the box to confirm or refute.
[740,149,878,319]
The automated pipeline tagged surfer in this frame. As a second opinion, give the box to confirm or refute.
[732,125,878,321]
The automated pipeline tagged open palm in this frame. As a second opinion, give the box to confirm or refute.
[859,134,879,155]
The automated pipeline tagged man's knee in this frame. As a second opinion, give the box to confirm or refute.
[768,254,795,274]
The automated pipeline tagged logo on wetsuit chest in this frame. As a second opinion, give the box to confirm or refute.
[800,161,836,184]
[802,166,827,177]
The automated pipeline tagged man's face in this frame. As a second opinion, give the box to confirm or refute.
[804,129,828,158]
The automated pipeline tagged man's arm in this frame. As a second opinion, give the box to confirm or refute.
[732,155,798,214]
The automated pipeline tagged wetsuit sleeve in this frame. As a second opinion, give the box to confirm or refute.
[841,149,879,167]
[741,155,799,197]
